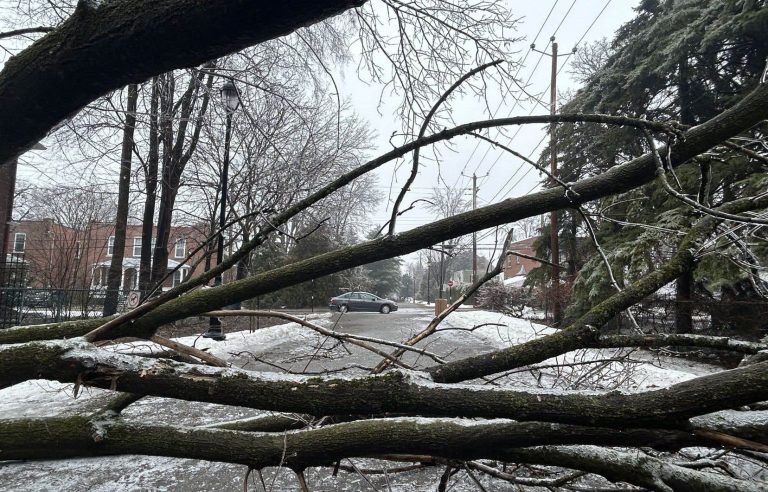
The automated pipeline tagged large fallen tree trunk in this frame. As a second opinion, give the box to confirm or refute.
[0,416,761,491]
[0,0,366,165]
[3,338,768,430]
[0,416,705,465]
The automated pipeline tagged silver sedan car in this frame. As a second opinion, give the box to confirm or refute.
[329,292,399,314]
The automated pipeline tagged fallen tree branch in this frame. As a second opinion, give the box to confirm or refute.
[426,194,768,383]
[4,81,768,345]
[148,335,228,367]
[0,416,715,468]
[0,415,764,491]
[503,445,764,492]
[4,339,768,428]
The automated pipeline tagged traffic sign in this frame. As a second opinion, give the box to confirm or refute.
[447,280,454,288]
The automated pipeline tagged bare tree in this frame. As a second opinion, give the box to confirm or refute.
[1,2,768,491]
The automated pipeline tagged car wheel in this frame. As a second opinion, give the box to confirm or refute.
[339,304,349,313]
[380,304,391,314]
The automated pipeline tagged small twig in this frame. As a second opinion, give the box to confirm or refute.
[463,463,489,492]
[295,470,310,492]
[243,467,254,492]
[388,59,504,235]
[0,26,54,40]
[576,208,642,333]
[347,459,381,492]
[508,251,556,268]
[693,429,768,453]
[470,132,579,200]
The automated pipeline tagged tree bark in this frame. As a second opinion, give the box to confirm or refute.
[0,416,719,469]
[103,83,139,315]
[674,57,697,334]
[150,68,213,288]
[138,77,160,295]
[3,339,768,430]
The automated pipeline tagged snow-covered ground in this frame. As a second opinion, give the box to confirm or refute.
[0,309,728,490]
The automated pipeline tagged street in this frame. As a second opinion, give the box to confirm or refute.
[242,305,501,374]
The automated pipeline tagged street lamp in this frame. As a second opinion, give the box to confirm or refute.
[204,79,240,341]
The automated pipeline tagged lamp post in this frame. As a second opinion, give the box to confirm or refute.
[204,79,240,341]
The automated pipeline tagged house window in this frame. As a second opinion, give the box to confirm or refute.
[174,238,186,259]
[133,237,142,257]
[13,233,26,253]
[75,241,82,259]
[172,268,186,287]
[107,236,115,256]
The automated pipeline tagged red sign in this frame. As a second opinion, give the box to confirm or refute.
[447,280,454,288]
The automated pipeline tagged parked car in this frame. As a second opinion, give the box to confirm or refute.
[329,292,399,314]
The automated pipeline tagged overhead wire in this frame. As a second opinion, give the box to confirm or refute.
[446,1,562,193]
[484,0,614,202]
[474,0,579,192]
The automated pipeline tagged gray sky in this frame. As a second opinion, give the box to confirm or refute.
[339,0,637,249]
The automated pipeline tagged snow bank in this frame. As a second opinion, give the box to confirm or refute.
[433,309,717,390]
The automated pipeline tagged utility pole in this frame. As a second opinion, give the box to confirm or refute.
[549,37,560,326]
[462,171,484,284]
[532,36,573,327]
[426,261,431,305]
[472,173,478,283]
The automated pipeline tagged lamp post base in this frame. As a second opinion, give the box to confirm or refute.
[203,318,226,341]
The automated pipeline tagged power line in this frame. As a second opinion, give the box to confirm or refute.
[449,1,562,190]
[473,0,579,191]
[481,0,614,203]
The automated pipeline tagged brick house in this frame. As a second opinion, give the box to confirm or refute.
[503,237,542,281]
[6,220,208,292]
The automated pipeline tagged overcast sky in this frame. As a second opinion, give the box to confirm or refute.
[339,0,638,254]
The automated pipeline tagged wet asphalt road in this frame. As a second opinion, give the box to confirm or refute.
[241,305,499,374]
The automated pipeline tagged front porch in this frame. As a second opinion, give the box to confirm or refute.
[91,258,190,292]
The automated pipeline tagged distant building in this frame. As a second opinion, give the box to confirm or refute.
[6,220,207,292]
[503,237,542,284]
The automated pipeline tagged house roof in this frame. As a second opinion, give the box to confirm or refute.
[503,275,527,288]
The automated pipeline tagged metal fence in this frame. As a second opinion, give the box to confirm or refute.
[628,293,768,339]
[0,259,126,328]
